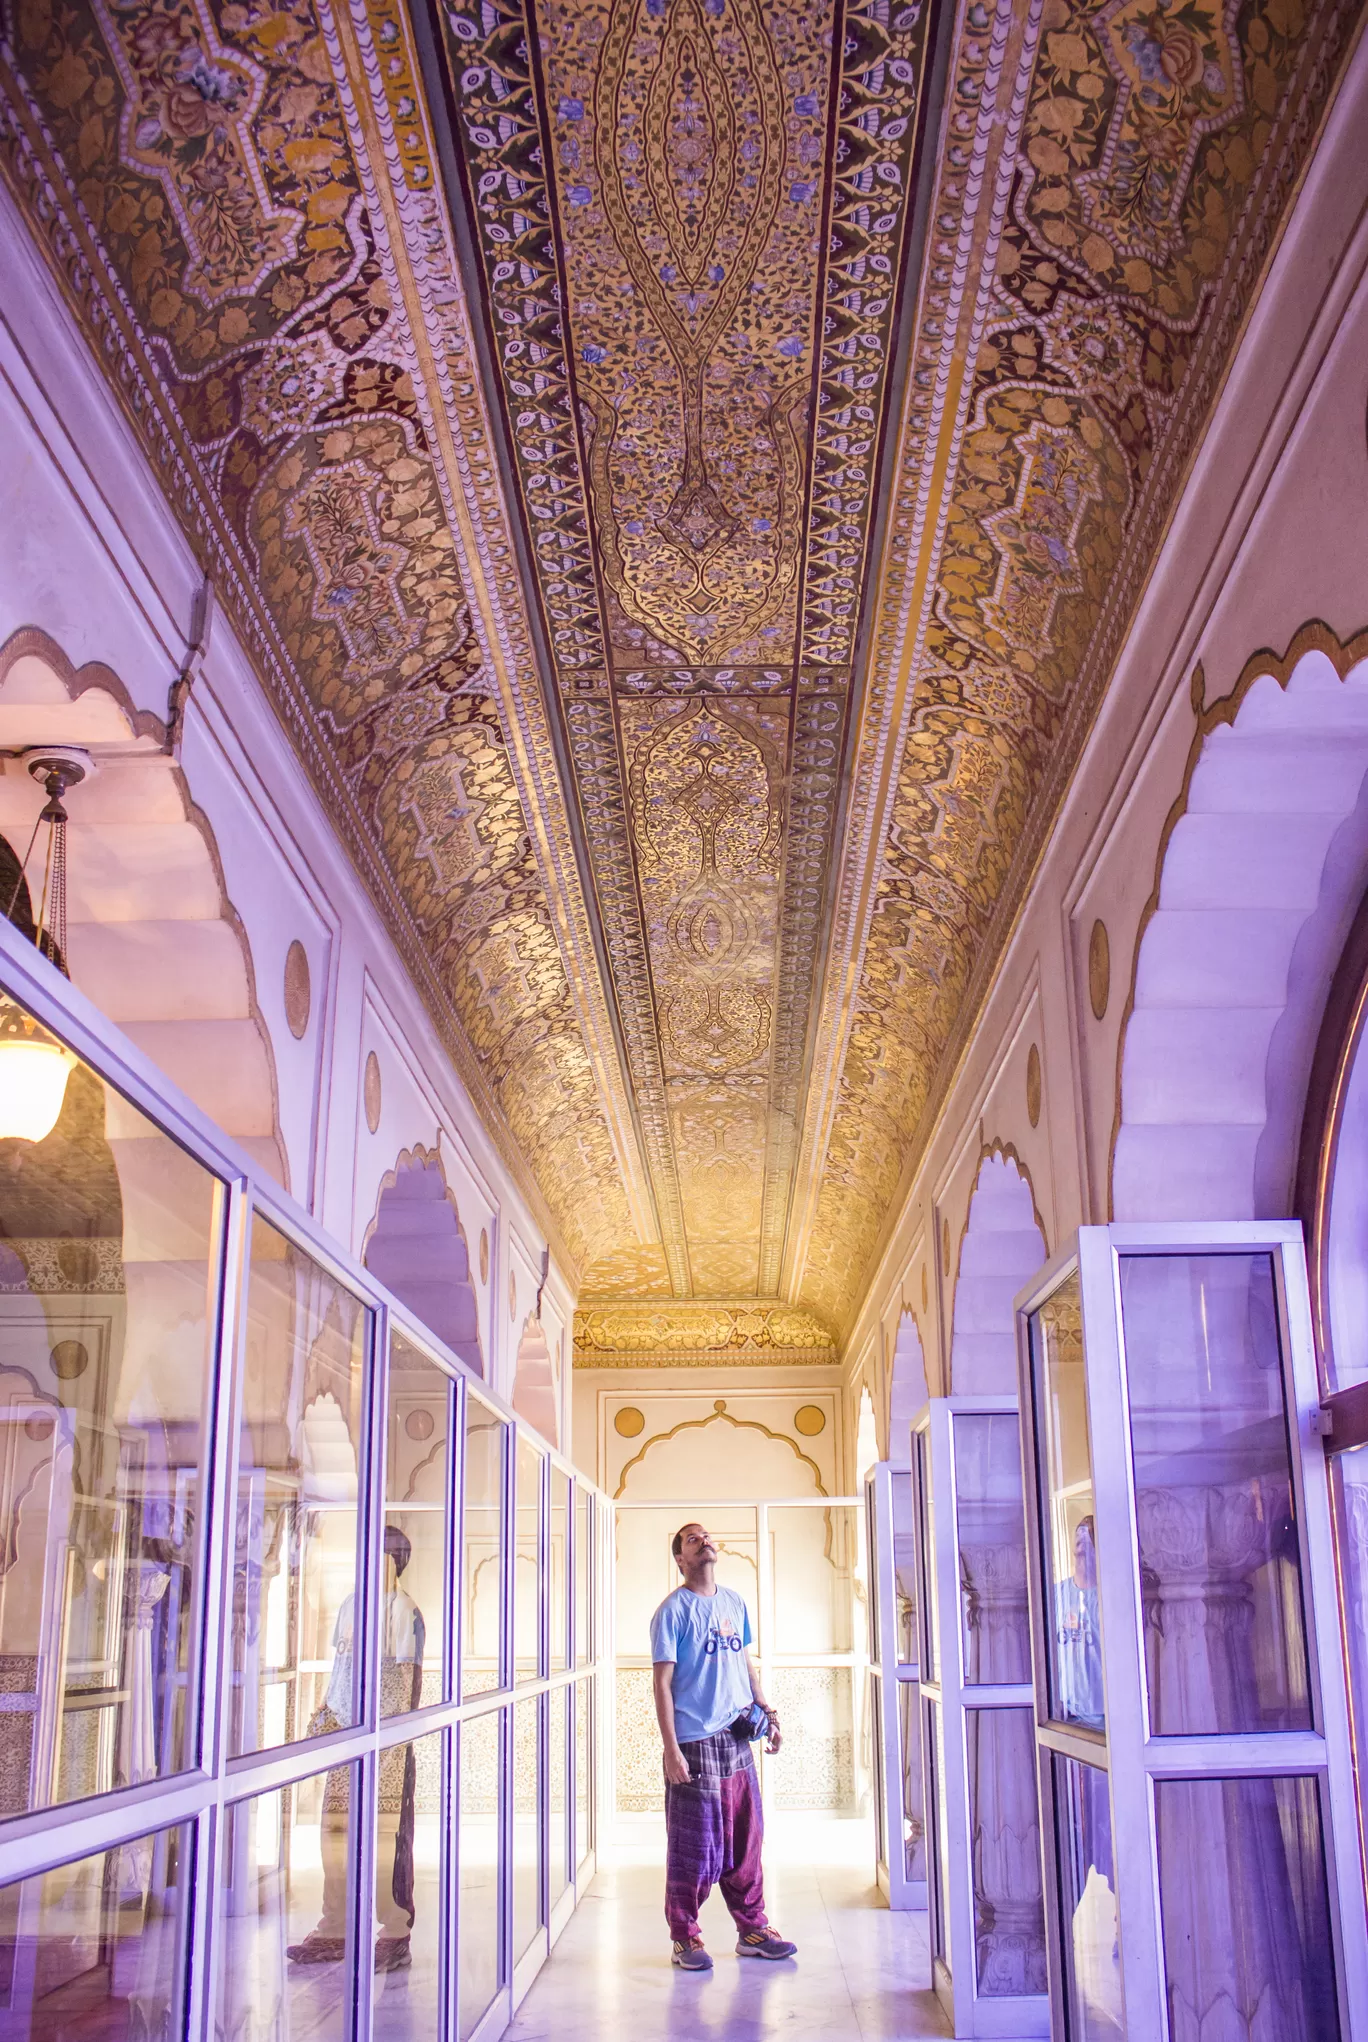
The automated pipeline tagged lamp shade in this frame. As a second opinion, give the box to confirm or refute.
[0,1036,75,1142]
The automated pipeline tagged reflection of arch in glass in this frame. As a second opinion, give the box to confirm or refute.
[363,1148,483,1376]
[949,1149,1047,1396]
[511,1314,557,1445]
[0,629,286,1185]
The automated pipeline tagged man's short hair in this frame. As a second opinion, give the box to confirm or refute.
[672,1523,700,1560]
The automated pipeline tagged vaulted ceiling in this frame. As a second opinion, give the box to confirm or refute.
[0,0,1355,1354]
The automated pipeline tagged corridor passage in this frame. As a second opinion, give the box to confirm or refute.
[505,1817,949,2042]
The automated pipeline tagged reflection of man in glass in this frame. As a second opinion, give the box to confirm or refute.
[1054,1516,1112,1887]
[289,1527,425,1968]
[1055,1515,1103,1728]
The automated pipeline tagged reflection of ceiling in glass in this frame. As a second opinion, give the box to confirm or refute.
[0,0,1354,1342]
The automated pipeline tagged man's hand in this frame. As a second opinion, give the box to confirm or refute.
[763,1710,782,1757]
[663,1743,693,1786]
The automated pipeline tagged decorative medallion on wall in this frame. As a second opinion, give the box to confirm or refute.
[49,1340,88,1381]
[613,1406,645,1438]
[479,1229,490,1285]
[1089,920,1111,1021]
[284,940,311,1039]
[363,1051,382,1135]
[794,1404,826,1437]
[405,1408,435,1441]
[1026,1044,1042,1128]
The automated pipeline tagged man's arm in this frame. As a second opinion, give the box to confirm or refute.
[653,1661,692,1784]
[742,1647,782,1754]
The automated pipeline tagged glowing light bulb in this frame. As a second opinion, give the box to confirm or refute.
[0,1037,75,1142]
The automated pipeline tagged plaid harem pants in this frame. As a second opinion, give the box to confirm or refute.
[663,1730,769,1944]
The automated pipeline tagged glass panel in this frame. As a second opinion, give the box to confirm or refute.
[770,1505,855,1654]
[373,1727,444,2029]
[384,1334,450,1716]
[898,1681,925,1881]
[925,1696,948,1964]
[1119,1254,1311,1736]
[218,1763,356,2041]
[515,1438,542,1681]
[966,1708,1045,1995]
[1051,1751,1121,2042]
[767,1665,854,1811]
[871,1673,887,1867]
[233,1217,369,1756]
[513,1695,542,1962]
[915,1431,939,1684]
[458,1709,502,2039]
[1330,1446,1368,1880]
[575,1678,591,1870]
[550,1468,570,1675]
[1154,1775,1339,2042]
[893,1471,918,1665]
[549,1684,569,1908]
[955,1414,1031,1685]
[574,1485,591,1667]
[0,1821,189,2039]
[1032,1273,1102,1730]
[462,1396,505,1698]
[0,1021,221,1813]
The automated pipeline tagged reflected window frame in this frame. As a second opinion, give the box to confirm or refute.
[227,1193,380,1762]
[379,1317,461,1720]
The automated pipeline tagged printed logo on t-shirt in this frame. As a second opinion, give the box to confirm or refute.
[704,1615,744,1657]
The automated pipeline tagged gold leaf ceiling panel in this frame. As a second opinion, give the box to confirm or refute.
[0,0,1358,1350]
[429,0,940,1303]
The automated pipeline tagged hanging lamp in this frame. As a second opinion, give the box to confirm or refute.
[0,750,88,1143]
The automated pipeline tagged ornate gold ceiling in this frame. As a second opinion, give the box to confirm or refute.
[0,0,1356,1349]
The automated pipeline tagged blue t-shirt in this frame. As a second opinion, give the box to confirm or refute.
[649,1585,754,1742]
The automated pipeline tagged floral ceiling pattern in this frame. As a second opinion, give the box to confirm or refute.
[0,0,1356,1349]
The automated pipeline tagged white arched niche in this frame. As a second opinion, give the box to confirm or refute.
[363,1150,484,1376]
[0,635,285,1184]
[1114,643,1368,1222]
[949,1152,1047,1395]
[511,1314,557,1445]
[888,1312,929,1462]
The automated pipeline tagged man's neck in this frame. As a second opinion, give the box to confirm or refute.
[681,1564,717,1596]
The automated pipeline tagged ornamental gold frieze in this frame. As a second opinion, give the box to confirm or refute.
[574,1300,837,1362]
[787,0,1360,1328]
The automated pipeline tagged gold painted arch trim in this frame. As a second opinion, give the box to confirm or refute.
[613,1400,828,1498]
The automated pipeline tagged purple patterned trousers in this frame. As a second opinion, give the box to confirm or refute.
[663,1730,769,1943]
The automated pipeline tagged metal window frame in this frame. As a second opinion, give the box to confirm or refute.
[911,1398,1049,2039]
[1015,1222,1368,2042]
[868,1461,927,1910]
[0,916,609,2042]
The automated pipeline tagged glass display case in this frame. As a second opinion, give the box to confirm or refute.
[1017,1225,1368,2041]
[912,1400,1048,2038]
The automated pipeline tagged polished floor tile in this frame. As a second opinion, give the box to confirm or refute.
[505,1816,952,2040]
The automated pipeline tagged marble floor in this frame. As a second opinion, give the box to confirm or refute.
[505,1815,953,2041]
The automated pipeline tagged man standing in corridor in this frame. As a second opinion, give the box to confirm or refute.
[650,1521,798,1971]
